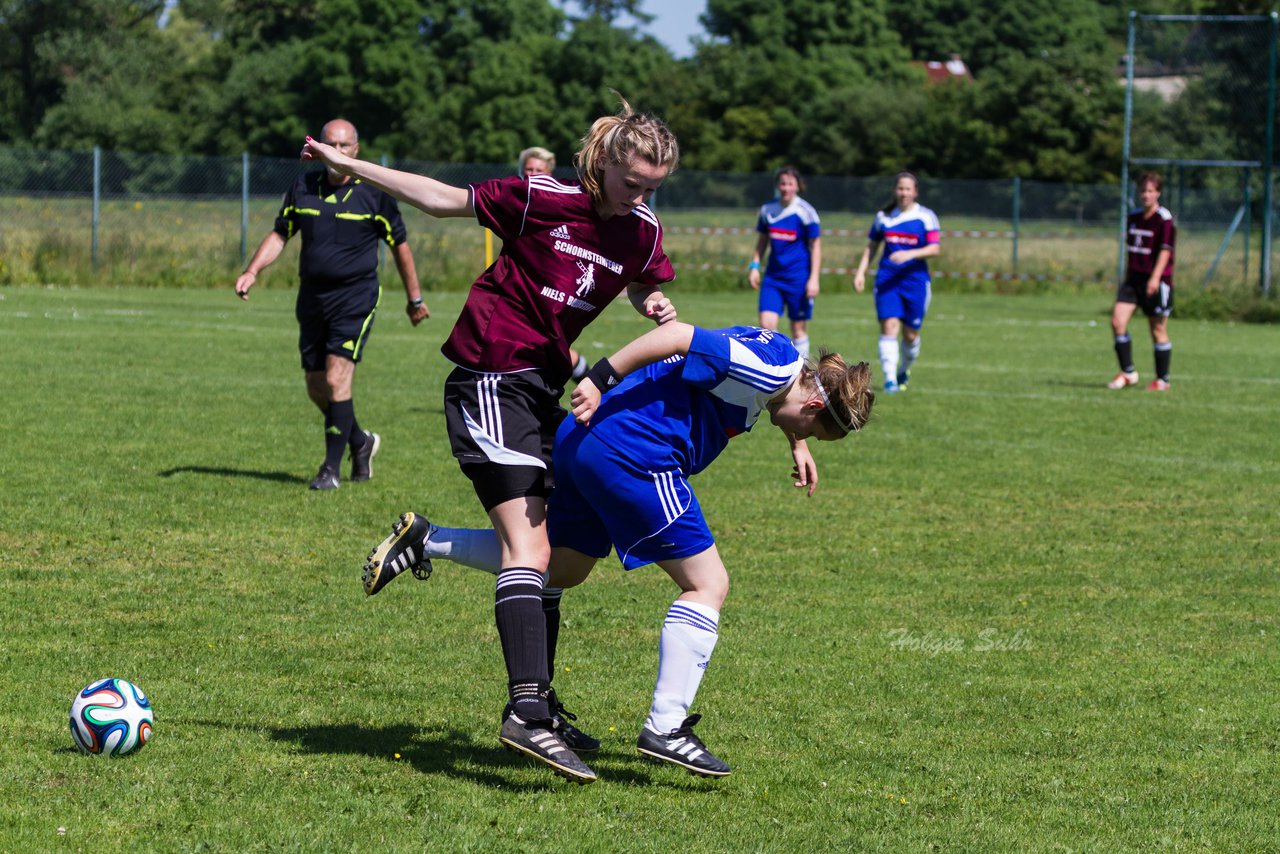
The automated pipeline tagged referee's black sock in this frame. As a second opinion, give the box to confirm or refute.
[349,414,365,448]
[1114,334,1135,374]
[1154,341,1172,382]
[324,399,355,470]
[495,568,551,722]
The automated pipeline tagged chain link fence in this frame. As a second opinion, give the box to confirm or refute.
[1123,12,1279,294]
[0,145,1271,293]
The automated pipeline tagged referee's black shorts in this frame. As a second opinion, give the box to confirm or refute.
[444,366,567,512]
[1116,271,1173,318]
[296,279,380,371]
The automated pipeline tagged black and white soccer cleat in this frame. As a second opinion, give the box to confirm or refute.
[636,713,731,778]
[362,512,433,596]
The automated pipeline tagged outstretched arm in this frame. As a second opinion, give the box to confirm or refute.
[570,321,695,424]
[301,137,473,218]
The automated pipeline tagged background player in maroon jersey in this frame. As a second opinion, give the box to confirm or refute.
[302,97,679,784]
[1109,172,1176,392]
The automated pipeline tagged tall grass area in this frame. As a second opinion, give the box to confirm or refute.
[2,195,1276,321]
[1,286,1277,851]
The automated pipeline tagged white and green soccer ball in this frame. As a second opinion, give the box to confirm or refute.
[69,678,154,756]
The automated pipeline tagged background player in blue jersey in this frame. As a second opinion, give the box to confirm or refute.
[365,322,875,778]
[748,166,822,360]
[852,171,941,393]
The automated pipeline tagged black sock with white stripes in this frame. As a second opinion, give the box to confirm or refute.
[495,568,551,722]
[542,586,563,685]
[1154,341,1172,382]
[1114,334,1135,374]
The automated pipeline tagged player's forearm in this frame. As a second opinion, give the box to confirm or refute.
[854,244,874,276]
[809,238,822,283]
[337,157,472,218]
[1150,248,1172,282]
[606,321,695,377]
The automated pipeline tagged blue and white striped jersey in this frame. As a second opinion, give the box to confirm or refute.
[587,326,801,476]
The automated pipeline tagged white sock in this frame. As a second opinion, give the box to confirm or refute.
[793,335,810,361]
[901,337,921,373]
[878,335,900,383]
[645,599,720,735]
[423,525,501,574]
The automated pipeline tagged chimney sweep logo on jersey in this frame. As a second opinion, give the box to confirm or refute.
[538,225,623,310]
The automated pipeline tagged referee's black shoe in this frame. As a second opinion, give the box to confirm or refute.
[309,463,340,491]
[349,431,381,482]
[637,714,731,778]
[362,512,433,596]
[499,713,597,784]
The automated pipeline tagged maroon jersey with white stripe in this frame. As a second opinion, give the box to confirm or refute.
[441,174,675,380]
[1126,206,1176,283]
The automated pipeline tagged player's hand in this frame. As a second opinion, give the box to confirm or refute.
[852,271,865,293]
[888,250,911,265]
[1146,278,1159,297]
[645,296,677,325]
[806,279,820,299]
[234,272,256,299]
[301,136,348,173]
[748,269,761,290]
[570,378,603,425]
[406,301,430,326]
[791,443,818,497]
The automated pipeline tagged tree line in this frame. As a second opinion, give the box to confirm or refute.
[0,0,1274,184]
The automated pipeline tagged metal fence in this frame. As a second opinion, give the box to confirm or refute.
[0,145,1272,292]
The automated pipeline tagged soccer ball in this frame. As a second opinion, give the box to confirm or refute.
[69,678,154,756]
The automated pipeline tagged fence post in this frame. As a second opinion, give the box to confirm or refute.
[1011,176,1021,275]
[241,151,250,262]
[1243,168,1251,285]
[1119,10,1137,283]
[1263,11,1278,296]
[92,145,101,273]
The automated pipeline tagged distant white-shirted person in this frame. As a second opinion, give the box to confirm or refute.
[519,145,591,382]
[747,166,822,361]
[852,171,941,394]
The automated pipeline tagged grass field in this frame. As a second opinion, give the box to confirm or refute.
[2,286,1278,851]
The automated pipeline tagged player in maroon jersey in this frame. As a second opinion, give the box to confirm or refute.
[301,98,679,784]
[1109,172,1176,392]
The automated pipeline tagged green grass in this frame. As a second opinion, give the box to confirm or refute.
[1,286,1277,851]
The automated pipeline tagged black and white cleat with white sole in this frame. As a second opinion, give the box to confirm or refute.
[636,713,731,778]
[362,512,433,596]
[499,714,597,784]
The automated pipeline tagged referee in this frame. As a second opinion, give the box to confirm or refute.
[235,118,429,490]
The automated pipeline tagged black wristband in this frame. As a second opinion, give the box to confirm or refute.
[584,357,623,391]
[409,298,424,307]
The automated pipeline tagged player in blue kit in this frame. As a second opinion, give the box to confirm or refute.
[363,322,875,778]
[748,166,822,361]
[852,171,941,393]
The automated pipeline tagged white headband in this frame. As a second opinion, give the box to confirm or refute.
[813,376,855,434]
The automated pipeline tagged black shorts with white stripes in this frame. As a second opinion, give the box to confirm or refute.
[444,366,566,511]
[1116,271,1173,317]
